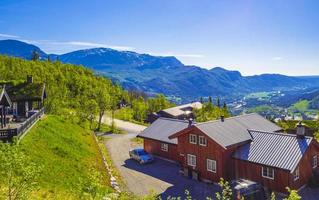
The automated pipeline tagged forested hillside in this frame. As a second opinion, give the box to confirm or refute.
[0,55,175,127]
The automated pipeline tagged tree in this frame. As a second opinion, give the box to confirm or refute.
[147,94,173,114]
[200,97,204,104]
[132,97,148,122]
[31,50,40,61]
[215,178,233,200]
[109,84,122,132]
[283,187,301,200]
[0,141,41,200]
[217,97,221,108]
[95,87,111,131]
[208,96,212,103]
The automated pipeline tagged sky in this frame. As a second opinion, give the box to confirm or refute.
[0,0,318,76]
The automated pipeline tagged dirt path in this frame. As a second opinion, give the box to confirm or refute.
[102,116,146,133]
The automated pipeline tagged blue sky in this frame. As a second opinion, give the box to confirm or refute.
[0,0,318,76]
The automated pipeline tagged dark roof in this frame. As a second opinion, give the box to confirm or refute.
[0,86,12,107]
[138,117,189,144]
[159,102,202,117]
[233,130,313,172]
[195,113,282,148]
[2,82,46,102]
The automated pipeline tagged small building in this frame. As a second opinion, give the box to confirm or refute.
[147,101,202,123]
[0,75,46,141]
[138,113,319,193]
[138,118,189,162]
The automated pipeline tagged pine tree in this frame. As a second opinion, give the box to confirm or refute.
[209,96,212,103]
[31,50,40,61]
[217,97,221,108]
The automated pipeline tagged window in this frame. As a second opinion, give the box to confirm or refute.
[199,136,207,146]
[161,143,168,152]
[262,166,274,180]
[189,134,197,144]
[293,167,300,181]
[187,154,196,167]
[207,159,216,173]
[312,155,318,169]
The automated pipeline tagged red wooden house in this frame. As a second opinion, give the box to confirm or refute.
[138,113,319,193]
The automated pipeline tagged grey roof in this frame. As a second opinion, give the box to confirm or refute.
[233,130,313,172]
[138,117,189,144]
[160,102,202,117]
[195,113,282,148]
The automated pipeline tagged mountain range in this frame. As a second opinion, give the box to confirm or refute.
[1,39,319,102]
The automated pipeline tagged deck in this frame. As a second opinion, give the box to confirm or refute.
[0,108,45,141]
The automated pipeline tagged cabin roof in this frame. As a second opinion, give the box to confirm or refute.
[159,102,202,117]
[194,113,282,148]
[138,117,189,144]
[233,130,313,172]
[0,86,12,107]
[1,81,46,102]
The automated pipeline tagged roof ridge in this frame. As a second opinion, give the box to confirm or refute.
[162,101,202,111]
[158,117,189,123]
[196,113,259,126]
[248,129,313,139]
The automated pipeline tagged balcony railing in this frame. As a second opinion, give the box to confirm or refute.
[0,107,45,141]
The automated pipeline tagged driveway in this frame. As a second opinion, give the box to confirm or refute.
[102,119,219,199]
[102,115,146,133]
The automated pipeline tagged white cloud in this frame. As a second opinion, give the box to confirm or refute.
[39,40,135,51]
[0,33,20,39]
[271,56,283,61]
[149,52,205,58]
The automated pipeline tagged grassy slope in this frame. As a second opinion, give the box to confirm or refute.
[291,100,309,112]
[20,115,111,199]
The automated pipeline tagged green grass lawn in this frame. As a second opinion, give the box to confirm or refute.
[20,115,113,199]
[245,92,270,100]
[291,100,309,112]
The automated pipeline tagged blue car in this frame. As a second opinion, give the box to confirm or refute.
[129,148,154,164]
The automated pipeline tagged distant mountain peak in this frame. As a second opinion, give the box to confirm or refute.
[1,39,319,100]
[0,39,46,60]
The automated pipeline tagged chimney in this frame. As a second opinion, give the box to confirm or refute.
[27,75,33,84]
[221,115,225,122]
[188,118,194,127]
[296,122,305,139]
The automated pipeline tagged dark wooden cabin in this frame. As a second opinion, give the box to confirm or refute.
[0,76,46,141]
[4,75,46,120]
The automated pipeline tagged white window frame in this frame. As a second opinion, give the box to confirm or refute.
[262,166,274,180]
[160,143,168,152]
[207,159,216,173]
[189,134,197,144]
[293,167,300,181]
[312,155,318,169]
[187,154,196,167]
[199,136,207,146]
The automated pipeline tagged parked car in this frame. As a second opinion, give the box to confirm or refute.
[230,179,266,200]
[129,148,154,164]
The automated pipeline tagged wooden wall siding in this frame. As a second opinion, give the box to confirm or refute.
[176,127,236,182]
[143,138,180,162]
[234,141,319,193]
[234,159,290,193]
[289,141,319,190]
